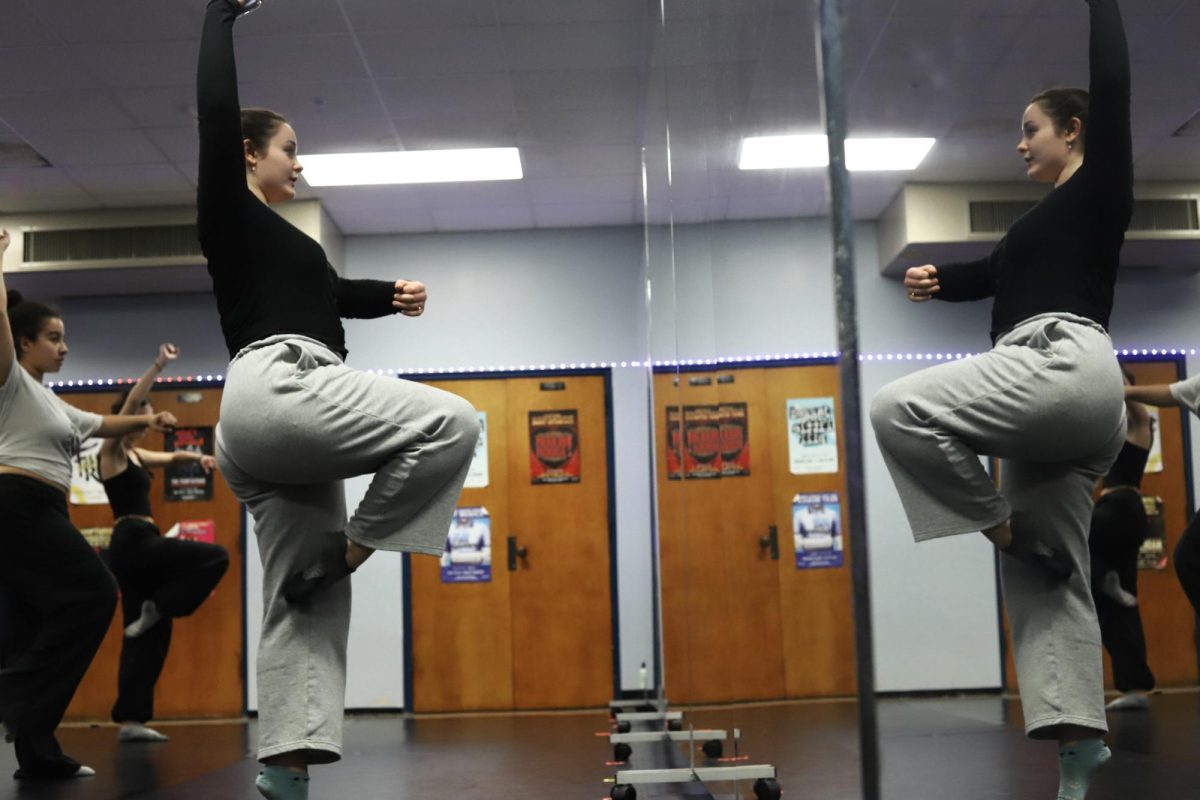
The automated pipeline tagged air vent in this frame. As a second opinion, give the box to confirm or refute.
[23,224,201,266]
[970,198,1200,235]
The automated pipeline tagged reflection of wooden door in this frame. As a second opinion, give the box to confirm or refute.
[62,386,244,720]
[1002,359,1197,690]
[409,374,614,712]
[656,363,855,703]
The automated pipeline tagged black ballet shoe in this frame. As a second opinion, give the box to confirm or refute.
[282,531,356,605]
[1001,525,1073,581]
[228,0,263,17]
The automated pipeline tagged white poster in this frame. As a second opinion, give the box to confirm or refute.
[465,412,489,489]
[793,492,844,570]
[70,438,109,505]
[786,397,839,475]
[1145,407,1163,474]
[441,506,492,584]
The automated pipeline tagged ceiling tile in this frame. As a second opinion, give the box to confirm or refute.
[377,75,516,120]
[24,128,169,168]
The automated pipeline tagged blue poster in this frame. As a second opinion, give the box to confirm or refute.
[793,492,843,570]
[441,507,492,584]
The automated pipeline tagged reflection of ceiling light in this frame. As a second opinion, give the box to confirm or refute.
[301,148,523,186]
[738,135,935,171]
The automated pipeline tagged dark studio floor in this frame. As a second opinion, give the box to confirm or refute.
[2,692,1199,799]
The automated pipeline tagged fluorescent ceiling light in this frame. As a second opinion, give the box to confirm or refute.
[738,135,935,171]
[301,147,522,186]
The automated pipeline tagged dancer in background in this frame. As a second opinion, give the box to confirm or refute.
[0,230,176,779]
[100,343,229,743]
[197,1,479,797]
[1089,367,1155,712]
[870,1,1132,797]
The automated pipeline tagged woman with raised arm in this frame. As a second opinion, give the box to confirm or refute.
[1126,375,1200,616]
[0,231,177,780]
[197,2,479,797]
[870,1,1132,797]
[100,343,229,745]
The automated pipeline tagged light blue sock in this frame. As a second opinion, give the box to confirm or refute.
[1057,738,1111,800]
[256,766,310,800]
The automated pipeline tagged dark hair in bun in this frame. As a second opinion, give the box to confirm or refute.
[7,291,61,349]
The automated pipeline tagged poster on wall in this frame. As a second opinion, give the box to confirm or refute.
[441,506,492,584]
[793,492,844,569]
[165,426,214,502]
[80,526,113,552]
[464,412,490,489]
[719,402,751,477]
[1137,495,1168,570]
[529,410,581,484]
[787,397,838,475]
[683,405,723,479]
[162,519,216,544]
[666,406,684,480]
[70,438,109,505]
[1145,407,1163,474]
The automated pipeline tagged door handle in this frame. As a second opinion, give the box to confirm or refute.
[508,535,528,571]
[759,526,779,561]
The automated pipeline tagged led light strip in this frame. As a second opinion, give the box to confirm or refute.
[46,348,1196,388]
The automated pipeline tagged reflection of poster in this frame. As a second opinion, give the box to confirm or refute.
[465,412,490,488]
[1145,408,1163,474]
[441,507,492,583]
[683,405,722,479]
[165,427,214,502]
[1137,495,1168,570]
[70,438,108,505]
[793,492,844,569]
[164,519,216,544]
[720,403,750,477]
[529,410,581,484]
[787,398,838,475]
[666,407,684,480]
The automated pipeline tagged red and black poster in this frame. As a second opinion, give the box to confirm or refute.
[529,410,581,484]
[165,426,214,502]
[683,405,722,479]
[719,403,751,477]
[666,406,684,480]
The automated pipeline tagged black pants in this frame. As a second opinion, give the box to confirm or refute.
[0,476,118,778]
[1174,510,1200,614]
[107,518,228,724]
[1088,489,1156,693]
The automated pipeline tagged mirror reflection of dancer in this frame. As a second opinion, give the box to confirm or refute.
[99,343,229,744]
[0,232,177,779]
[1088,368,1154,712]
[1125,374,1200,618]
[197,2,479,797]
[870,2,1132,797]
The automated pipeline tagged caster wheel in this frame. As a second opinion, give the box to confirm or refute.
[701,739,723,759]
[611,783,637,800]
[666,719,683,732]
[613,742,633,762]
[753,777,782,800]
[616,721,632,734]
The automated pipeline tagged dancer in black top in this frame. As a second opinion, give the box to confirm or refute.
[870,2,1131,797]
[1089,368,1155,711]
[100,343,229,744]
[0,231,177,779]
[198,2,479,796]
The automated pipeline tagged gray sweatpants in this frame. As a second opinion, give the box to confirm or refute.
[870,313,1126,738]
[215,335,479,762]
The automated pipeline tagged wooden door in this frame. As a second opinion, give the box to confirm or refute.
[761,365,856,697]
[62,386,244,720]
[410,379,514,712]
[508,374,613,709]
[408,373,614,711]
[655,369,787,703]
[1002,359,1197,691]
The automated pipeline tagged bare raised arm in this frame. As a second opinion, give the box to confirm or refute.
[0,231,14,387]
[1124,384,1179,408]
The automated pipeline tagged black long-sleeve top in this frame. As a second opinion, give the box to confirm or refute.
[197,0,397,360]
[934,0,1132,342]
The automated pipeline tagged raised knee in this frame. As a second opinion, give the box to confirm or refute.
[447,397,481,441]
[868,385,903,436]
